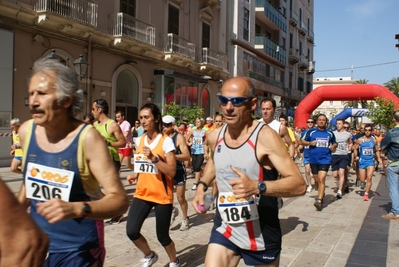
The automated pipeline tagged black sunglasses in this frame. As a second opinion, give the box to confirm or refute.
[307,121,314,123]
[217,95,251,106]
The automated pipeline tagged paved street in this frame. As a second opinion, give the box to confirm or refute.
[1,160,399,267]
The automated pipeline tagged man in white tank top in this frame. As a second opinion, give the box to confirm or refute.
[192,77,306,267]
[258,98,295,158]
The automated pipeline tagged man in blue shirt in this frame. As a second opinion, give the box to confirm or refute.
[302,114,337,211]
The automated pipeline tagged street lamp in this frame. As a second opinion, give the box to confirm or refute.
[46,50,88,80]
[73,54,89,81]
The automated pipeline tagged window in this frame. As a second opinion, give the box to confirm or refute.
[120,0,135,16]
[307,48,310,59]
[298,77,304,91]
[289,72,293,89]
[289,33,293,48]
[243,8,249,41]
[307,17,310,32]
[202,22,210,48]
[255,24,261,35]
[282,37,286,48]
[168,4,179,35]
[299,8,302,25]
[299,41,302,55]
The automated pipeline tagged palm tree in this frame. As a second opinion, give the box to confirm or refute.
[356,79,369,108]
[384,77,399,95]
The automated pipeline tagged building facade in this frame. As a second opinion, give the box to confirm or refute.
[0,0,229,162]
[226,0,315,117]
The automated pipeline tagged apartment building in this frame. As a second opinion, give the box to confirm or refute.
[0,0,229,162]
[226,0,315,117]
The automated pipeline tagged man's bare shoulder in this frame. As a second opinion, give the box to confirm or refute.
[207,127,222,145]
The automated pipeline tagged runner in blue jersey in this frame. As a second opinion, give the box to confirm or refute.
[299,119,315,193]
[302,114,337,211]
[353,124,381,201]
[17,58,129,267]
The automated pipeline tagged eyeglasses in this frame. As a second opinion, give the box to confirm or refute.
[163,123,173,127]
[307,121,314,123]
[217,95,251,106]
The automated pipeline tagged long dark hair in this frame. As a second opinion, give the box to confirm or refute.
[140,103,162,133]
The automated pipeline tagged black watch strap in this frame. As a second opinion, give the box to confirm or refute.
[197,181,208,192]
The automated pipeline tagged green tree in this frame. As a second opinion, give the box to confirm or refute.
[384,77,399,95]
[162,102,204,124]
[367,97,395,129]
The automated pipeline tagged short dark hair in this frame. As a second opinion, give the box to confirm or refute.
[394,111,399,122]
[83,114,94,122]
[260,97,276,109]
[93,99,109,115]
[336,118,345,124]
[116,111,125,117]
[279,114,288,121]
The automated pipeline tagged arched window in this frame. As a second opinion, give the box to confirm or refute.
[116,69,138,106]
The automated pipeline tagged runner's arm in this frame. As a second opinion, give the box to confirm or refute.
[175,133,190,161]
[108,121,126,148]
[0,178,49,267]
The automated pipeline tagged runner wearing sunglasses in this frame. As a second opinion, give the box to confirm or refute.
[192,76,306,267]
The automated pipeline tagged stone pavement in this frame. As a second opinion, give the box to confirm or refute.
[1,160,399,267]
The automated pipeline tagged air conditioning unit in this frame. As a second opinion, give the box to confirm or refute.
[308,60,315,73]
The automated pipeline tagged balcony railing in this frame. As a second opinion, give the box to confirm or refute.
[255,35,286,64]
[34,0,98,27]
[164,33,195,60]
[111,13,155,46]
[298,21,307,35]
[246,70,283,88]
[201,48,227,70]
[289,10,298,26]
[307,29,314,43]
[256,0,286,32]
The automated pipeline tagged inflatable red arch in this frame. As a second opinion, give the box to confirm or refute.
[294,84,399,128]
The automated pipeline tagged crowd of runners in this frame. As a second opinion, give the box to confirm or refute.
[2,58,397,267]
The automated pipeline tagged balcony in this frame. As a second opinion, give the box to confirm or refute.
[307,29,314,43]
[255,35,286,64]
[289,48,299,65]
[164,33,195,60]
[298,55,308,70]
[308,60,315,74]
[255,0,286,32]
[111,13,155,46]
[289,10,298,27]
[34,0,98,27]
[246,70,283,88]
[298,21,307,36]
[200,48,227,70]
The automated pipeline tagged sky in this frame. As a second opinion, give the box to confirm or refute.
[314,0,399,85]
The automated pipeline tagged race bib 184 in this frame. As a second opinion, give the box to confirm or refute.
[25,163,74,202]
[134,154,158,174]
[217,192,259,224]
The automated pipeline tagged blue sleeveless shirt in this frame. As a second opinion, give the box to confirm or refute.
[23,122,104,253]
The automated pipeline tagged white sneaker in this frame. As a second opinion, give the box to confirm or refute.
[191,184,197,190]
[180,218,189,231]
[169,258,181,267]
[306,185,312,193]
[140,251,158,267]
[170,207,179,226]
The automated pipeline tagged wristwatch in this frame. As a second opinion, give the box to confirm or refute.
[82,202,91,217]
[258,181,267,195]
[151,157,160,163]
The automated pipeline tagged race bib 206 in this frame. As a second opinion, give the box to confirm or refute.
[25,163,74,202]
